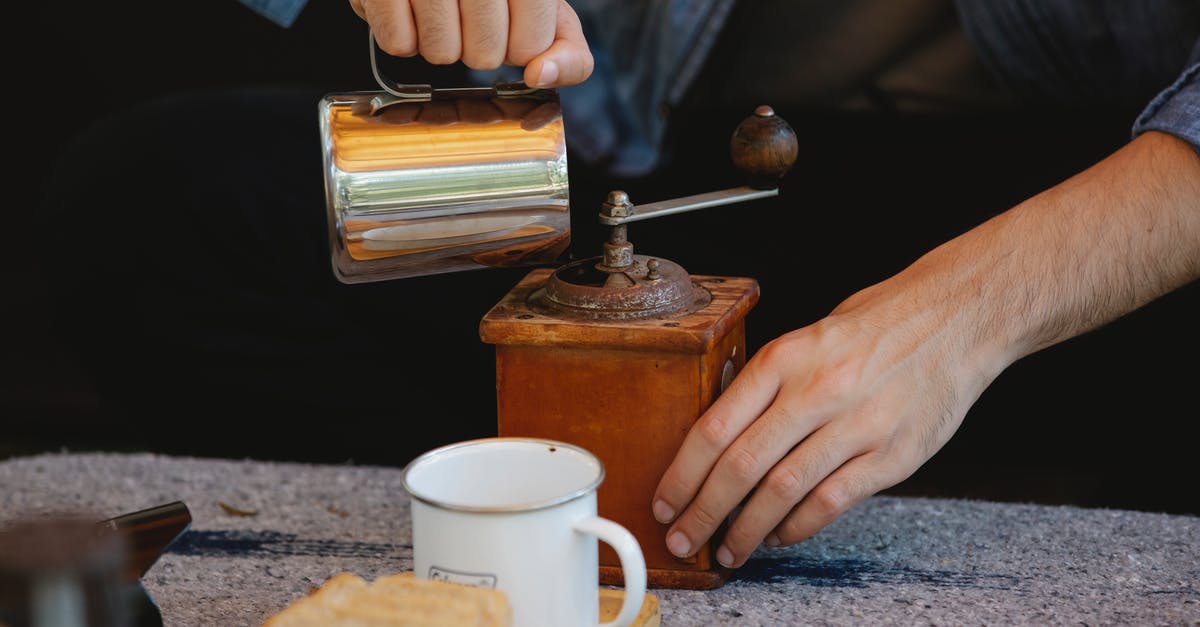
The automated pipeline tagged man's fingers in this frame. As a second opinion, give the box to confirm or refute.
[410,0,462,64]
[521,0,593,87]
[506,0,556,66]
[459,0,508,69]
[357,0,589,85]
[364,0,418,58]
[768,453,896,547]
[713,423,871,567]
[652,358,781,530]
[663,397,832,561]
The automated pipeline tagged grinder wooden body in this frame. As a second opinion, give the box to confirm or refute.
[479,268,758,590]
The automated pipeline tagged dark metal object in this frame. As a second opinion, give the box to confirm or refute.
[531,254,712,320]
[99,502,193,585]
[532,107,798,320]
[367,28,544,110]
[99,502,192,627]
[595,106,798,228]
[0,502,192,627]
[595,186,779,227]
[1,517,128,627]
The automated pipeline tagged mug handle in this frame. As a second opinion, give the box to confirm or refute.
[573,517,647,627]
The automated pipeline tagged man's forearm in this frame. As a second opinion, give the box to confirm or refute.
[895,130,1200,376]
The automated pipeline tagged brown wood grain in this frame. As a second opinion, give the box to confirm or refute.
[481,270,758,590]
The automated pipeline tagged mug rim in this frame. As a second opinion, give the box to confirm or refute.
[402,437,606,514]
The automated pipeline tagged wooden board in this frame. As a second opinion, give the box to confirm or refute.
[600,589,661,627]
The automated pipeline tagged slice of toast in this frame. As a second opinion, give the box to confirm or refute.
[262,572,511,627]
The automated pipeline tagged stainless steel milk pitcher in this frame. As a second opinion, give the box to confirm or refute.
[320,31,571,284]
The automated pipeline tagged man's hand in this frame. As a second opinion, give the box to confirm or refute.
[651,130,1200,569]
[348,0,594,88]
[650,277,986,569]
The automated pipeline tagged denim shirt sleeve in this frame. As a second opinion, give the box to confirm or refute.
[239,0,309,28]
[472,0,737,177]
[1132,42,1200,155]
[954,0,1199,154]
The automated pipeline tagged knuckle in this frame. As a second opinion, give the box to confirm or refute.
[802,436,836,475]
[414,16,460,64]
[774,521,805,547]
[695,415,734,450]
[420,43,460,65]
[721,519,759,553]
[508,7,555,64]
[463,28,505,69]
[762,465,807,502]
[807,360,857,402]
[752,336,791,366]
[807,482,853,520]
[771,506,806,546]
[505,46,539,68]
[662,473,691,497]
[578,49,595,78]
[720,447,763,484]
[375,27,417,57]
[689,501,722,530]
[658,474,692,504]
[462,50,503,70]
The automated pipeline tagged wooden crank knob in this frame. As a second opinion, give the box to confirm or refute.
[729,105,798,189]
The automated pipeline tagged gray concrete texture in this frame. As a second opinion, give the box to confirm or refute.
[2,453,1197,625]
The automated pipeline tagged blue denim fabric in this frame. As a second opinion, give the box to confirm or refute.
[243,0,1200,164]
[471,0,736,177]
[242,0,733,176]
[563,0,1200,174]
[953,0,1200,153]
[954,1,1199,108]
[1133,43,1200,154]
[239,0,308,28]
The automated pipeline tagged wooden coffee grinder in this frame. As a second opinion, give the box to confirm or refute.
[479,106,797,590]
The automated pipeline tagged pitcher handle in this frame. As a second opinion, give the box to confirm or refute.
[368,28,434,101]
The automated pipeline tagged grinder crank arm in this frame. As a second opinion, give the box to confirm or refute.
[598,105,798,226]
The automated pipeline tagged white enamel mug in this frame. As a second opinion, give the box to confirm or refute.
[402,438,647,627]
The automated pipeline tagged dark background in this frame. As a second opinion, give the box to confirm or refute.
[5,1,1197,517]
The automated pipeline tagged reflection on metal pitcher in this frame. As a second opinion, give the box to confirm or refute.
[319,88,571,283]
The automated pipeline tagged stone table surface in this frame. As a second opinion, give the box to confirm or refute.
[2,452,1197,626]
